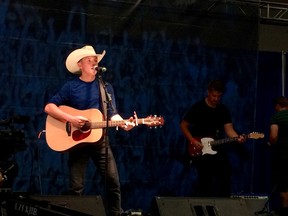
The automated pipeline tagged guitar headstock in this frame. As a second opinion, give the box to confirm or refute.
[248,132,265,139]
[142,115,165,128]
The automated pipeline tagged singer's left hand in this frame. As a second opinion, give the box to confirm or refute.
[111,113,136,131]
[237,134,246,143]
[121,116,135,131]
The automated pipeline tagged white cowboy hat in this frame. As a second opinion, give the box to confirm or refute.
[65,45,106,73]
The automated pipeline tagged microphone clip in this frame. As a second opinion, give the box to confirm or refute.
[94,66,107,73]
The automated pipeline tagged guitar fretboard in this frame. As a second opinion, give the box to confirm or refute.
[91,120,126,129]
[209,133,264,146]
[90,119,148,129]
[210,137,238,146]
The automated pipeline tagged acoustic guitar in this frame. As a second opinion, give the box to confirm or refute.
[45,105,164,152]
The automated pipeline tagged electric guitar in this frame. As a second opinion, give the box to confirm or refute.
[45,106,164,152]
[188,132,264,157]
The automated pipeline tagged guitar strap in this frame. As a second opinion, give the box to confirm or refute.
[98,79,107,120]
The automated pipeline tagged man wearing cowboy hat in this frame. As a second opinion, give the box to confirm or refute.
[45,45,135,216]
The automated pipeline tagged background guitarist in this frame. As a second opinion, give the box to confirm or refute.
[44,45,135,216]
[269,96,288,216]
[180,79,246,197]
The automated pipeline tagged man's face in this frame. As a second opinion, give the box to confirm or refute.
[275,104,281,112]
[207,90,222,107]
[78,56,98,73]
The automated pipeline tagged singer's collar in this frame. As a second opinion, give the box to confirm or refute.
[79,75,96,83]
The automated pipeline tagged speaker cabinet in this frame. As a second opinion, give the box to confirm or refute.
[29,195,106,216]
[152,196,268,216]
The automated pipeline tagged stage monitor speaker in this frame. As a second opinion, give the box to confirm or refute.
[152,196,267,216]
[29,195,106,216]
[231,195,269,215]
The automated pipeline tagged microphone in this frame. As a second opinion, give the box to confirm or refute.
[93,66,107,73]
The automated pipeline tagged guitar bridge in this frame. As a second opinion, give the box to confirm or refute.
[66,122,71,136]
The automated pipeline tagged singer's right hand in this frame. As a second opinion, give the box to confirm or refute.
[68,116,88,128]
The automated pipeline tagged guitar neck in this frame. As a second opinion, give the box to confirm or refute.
[90,119,146,129]
[210,137,238,146]
[208,132,264,147]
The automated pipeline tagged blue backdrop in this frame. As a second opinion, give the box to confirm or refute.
[0,0,286,213]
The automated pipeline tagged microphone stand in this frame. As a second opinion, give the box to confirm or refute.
[97,72,115,214]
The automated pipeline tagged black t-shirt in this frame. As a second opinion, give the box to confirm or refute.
[183,99,232,140]
[270,110,288,160]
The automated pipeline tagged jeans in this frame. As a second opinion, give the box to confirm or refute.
[68,138,121,216]
[193,153,231,197]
